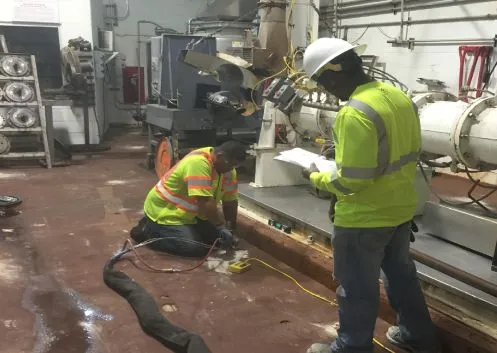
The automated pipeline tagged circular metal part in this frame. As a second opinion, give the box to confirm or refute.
[155,137,174,179]
[0,194,22,210]
[8,108,38,128]
[0,87,3,101]
[451,96,497,169]
[412,91,458,111]
[0,134,11,154]
[0,113,6,128]
[0,56,30,76]
[4,82,34,102]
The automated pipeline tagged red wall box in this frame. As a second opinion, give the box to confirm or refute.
[122,66,146,104]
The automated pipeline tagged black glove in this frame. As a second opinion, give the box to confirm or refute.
[302,163,319,180]
[217,227,233,249]
[410,220,418,243]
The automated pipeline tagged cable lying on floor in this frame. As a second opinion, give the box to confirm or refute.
[235,258,396,353]
[106,237,395,353]
[103,238,215,353]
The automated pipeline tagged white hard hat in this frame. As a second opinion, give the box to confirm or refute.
[303,38,367,78]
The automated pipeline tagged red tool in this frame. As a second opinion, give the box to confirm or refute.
[458,46,492,101]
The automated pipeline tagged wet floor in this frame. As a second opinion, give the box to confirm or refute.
[0,128,400,353]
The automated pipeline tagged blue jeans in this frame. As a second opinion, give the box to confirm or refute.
[144,217,219,258]
[331,222,437,353]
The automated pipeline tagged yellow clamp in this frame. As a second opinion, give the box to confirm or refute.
[228,261,252,274]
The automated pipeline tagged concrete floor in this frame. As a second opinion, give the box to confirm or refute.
[0,128,398,353]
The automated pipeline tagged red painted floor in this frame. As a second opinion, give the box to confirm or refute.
[0,128,401,353]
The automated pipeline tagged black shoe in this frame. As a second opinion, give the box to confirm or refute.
[130,216,149,244]
[386,326,440,353]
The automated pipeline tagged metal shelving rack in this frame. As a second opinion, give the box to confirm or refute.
[0,54,52,168]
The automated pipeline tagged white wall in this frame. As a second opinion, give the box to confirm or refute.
[320,1,497,95]
[92,0,207,126]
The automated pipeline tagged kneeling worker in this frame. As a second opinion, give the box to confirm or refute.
[133,141,246,257]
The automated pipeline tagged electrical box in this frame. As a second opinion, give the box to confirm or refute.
[122,66,145,104]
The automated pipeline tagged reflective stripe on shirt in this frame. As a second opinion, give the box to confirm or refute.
[341,99,419,180]
[155,182,198,213]
[222,172,237,193]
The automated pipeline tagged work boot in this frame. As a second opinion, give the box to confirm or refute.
[386,326,440,353]
[306,343,333,353]
[130,216,149,244]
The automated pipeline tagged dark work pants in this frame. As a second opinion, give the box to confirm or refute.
[144,217,219,258]
[331,222,437,353]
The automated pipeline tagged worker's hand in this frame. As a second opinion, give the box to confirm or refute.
[302,163,319,180]
[217,227,234,249]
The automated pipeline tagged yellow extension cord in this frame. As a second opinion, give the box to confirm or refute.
[241,257,396,353]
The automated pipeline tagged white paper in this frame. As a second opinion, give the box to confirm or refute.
[274,148,337,174]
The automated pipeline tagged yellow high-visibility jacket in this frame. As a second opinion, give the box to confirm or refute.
[144,147,238,225]
[310,81,421,228]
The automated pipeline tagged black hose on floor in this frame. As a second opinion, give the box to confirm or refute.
[103,250,213,353]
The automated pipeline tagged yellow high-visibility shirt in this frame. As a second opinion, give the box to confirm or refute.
[310,81,421,228]
[144,147,238,225]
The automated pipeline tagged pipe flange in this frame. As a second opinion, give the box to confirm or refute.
[8,108,38,128]
[0,134,10,155]
[0,113,6,128]
[451,96,497,168]
[3,82,34,102]
[412,91,458,111]
[0,56,30,77]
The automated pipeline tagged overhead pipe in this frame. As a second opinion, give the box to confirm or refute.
[323,0,496,19]
[334,0,487,13]
[388,37,496,47]
[337,14,497,29]
[323,0,391,9]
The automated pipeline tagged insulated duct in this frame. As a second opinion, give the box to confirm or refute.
[414,93,497,169]
[258,0,288,73]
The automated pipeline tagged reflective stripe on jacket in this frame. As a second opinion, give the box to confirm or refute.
[144,147,238,225]
[310,81,421,228]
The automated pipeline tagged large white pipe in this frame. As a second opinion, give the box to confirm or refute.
[414,93,497,169]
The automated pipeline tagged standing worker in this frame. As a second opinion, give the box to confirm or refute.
[131,141,246,257]
[301,38,439,353]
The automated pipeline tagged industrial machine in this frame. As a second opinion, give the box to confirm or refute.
[152,0,497,331]
[144,33,262,171]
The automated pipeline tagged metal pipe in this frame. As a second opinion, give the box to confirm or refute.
[324,0,496,19]
[333,0,484,13]
[388,38,496,47]
[399,0,405,41]
[325,0,390,8]
[337,14,497,29]
[343,1,494,19]
[410,248,497,298]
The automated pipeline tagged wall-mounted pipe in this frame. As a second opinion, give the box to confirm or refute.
[388,37,496,47]
[323,0,496,19]
[336,14,497,29]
